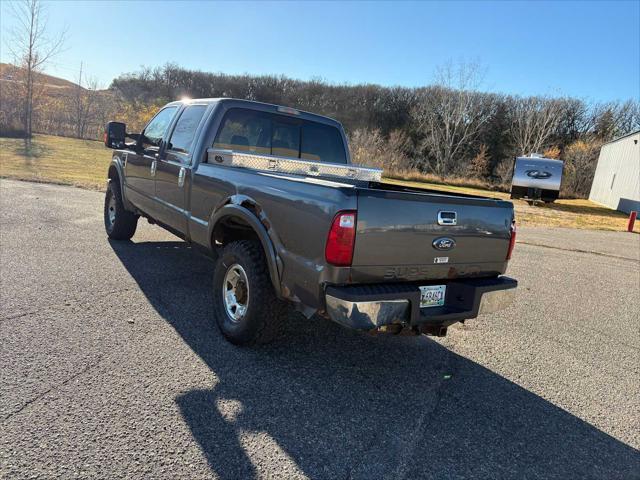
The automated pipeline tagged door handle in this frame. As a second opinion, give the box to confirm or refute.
[178,167,186,188]
[150,160,157,177]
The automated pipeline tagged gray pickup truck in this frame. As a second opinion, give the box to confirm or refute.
[104,98,517,345]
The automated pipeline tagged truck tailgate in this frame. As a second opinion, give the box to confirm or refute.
[351,188,514,282]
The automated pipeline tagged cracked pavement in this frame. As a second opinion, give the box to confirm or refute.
[1,179,639,479]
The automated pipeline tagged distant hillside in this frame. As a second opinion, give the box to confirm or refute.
[0,63,117,140]
[0,63,82,90]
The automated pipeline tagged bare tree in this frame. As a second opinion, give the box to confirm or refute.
[592,100,640,141]
[508,96,564,155]
[562,139,602,197]
[70,62,101,138]
[72,61,85,138]
[556,98,596,142]
[412,62,495,177]
[5,0,66,138]
[349,129,411,171]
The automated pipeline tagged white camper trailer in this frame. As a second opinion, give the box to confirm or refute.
[510,155,564,203]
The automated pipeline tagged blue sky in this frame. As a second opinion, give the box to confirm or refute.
[1,0,638,102]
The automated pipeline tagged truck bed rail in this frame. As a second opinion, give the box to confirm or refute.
[207,148,383,183]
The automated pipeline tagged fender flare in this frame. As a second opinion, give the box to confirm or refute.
[107,155,133,210]
[208,204,282,297]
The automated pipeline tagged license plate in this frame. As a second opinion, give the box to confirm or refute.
[419,285,446,308]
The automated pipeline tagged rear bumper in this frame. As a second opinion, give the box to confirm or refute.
[324,276,517,330]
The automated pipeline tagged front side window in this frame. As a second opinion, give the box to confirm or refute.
[213,109,271,154]
[168,105,207,154]
[143,106,178,147]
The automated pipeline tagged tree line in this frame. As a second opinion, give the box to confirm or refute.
[111,63,640,197]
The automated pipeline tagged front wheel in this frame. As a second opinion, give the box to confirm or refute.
[212,240,285,345]
[104,180,138,240]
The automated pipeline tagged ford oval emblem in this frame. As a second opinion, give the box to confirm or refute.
[525,169,552,179]
[432,237,456,251]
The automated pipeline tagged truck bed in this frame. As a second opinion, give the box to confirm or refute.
[194,158,514,287]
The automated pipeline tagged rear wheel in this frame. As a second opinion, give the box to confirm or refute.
[212,240,285,345]
[104,180,138,240]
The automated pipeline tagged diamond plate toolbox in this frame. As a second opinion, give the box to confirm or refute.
[207,148,382,183]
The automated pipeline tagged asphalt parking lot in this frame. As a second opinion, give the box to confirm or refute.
[1,179,639,479]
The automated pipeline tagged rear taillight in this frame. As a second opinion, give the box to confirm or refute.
[506,221,516,260]
[325,211,357,266]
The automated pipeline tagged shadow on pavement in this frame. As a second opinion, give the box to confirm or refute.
[110,239,640,480]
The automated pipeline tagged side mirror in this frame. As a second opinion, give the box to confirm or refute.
[104,121,126,149]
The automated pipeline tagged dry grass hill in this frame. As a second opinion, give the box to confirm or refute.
[0,62,82,90]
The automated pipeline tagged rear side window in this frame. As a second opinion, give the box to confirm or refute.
[213,109,271,154]
[168,105,207,154]
[143,106,178,147]
[213,108,346,164]
[301,123,347,164]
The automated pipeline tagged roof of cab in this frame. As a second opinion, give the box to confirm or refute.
[165,97,343,128]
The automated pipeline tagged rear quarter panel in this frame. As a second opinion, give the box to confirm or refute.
[190,165,357,308]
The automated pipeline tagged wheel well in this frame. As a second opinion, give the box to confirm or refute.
[212,215,261,249]
[211,209,282,297]
[108,165,119,182]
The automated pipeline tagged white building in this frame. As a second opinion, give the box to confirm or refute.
[589,130,640,214]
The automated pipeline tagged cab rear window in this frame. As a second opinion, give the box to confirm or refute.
[213,108,346,164]
[301,122,346,164]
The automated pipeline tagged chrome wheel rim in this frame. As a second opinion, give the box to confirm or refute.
[223,264,249,322]
[107,194,117,226]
